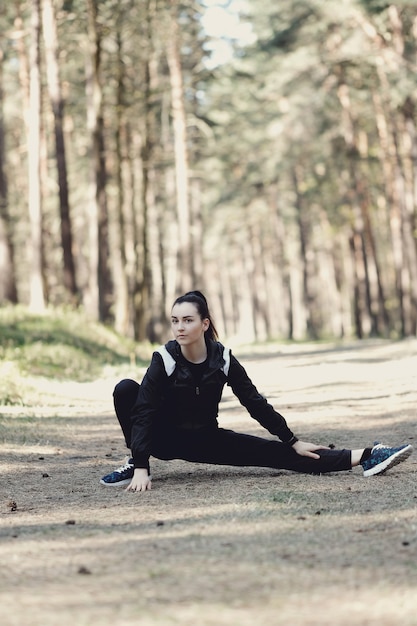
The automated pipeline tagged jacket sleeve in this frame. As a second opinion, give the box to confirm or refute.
[130,351,168,468]
[227,354,296,443]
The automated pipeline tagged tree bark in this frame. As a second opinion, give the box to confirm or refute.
[292,166,319,339]
[112,27,130,336]
[42,0,78,302]
[132,0,156,341]
[28,0,45,312]
[85,0,112,322]
[0,46,18,303]
[166,2,192,292]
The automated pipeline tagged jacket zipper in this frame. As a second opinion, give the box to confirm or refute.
[196,386,200,395]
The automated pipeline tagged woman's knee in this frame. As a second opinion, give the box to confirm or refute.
[113,378,140,399]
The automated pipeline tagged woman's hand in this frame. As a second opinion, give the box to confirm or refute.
[125,468,152,492]
[292,440,330,460]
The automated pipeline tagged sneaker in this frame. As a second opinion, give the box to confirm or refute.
[361,442,413,477]
[100,457,134,486]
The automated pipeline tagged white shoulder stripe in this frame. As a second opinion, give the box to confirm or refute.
[222,346,231,377]
[156,346,177,376]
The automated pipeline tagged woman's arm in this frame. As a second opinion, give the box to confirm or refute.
[129,352,168,469]
[227,355,329,456]
[227,354,296,442]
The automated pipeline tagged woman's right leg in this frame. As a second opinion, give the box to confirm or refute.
[113,379,140,449]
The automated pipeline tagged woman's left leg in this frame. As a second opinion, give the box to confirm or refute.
[113,379,140,449]
[152,427,352,474]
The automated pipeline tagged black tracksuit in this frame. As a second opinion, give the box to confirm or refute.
[113,339,351,475]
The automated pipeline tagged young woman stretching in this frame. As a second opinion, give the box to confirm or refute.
[100,291,413,491]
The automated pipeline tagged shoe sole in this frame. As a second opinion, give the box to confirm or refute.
[363,444,413,477]
[99,478,132,487]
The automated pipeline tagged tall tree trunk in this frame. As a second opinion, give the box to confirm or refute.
[85,0,112,321]
[315,210,344,338]
[387,7,417,333]
[269,186,292,339]
[336,80,391,337]
[112,28,130,336]
[42,0,78,302]
[28,0,45,312]
[332,229,354,338]
[292,166,319,339]
[166,2,192,292]
[0,47,18,303]
[396,101,417,334]
[245,207,270,341]
[210,231,237,339]
[373,85,411,336]
[348,212,371,339]
[133,0,155,341]
[356,180,390,336]
[190,177,204,288]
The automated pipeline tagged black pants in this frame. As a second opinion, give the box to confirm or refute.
[113,379,352,474]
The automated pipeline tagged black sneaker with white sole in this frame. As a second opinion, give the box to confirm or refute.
[361,442,413,477]
[100,457,134,486]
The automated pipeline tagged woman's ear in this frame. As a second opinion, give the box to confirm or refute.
[203,318,210,332]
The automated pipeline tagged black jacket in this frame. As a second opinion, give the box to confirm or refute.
[130,339,295,468]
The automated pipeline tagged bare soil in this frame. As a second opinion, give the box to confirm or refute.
[1,339,417,626]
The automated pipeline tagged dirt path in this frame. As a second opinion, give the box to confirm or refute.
[1,339,417,626]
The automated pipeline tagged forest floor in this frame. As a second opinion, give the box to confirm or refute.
[1,338,417,626]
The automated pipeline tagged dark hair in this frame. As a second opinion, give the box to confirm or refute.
[172,290,219,341]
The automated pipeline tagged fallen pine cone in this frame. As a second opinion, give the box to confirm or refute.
[8,500,17,512]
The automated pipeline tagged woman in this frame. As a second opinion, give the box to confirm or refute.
[100,291,413,492]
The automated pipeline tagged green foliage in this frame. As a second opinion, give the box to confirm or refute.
[358,0,391,13]
[0,306,140,390]
[260,6,317,51]
[0,364,24,406]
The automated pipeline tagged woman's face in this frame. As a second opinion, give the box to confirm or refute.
[171,302,209,347]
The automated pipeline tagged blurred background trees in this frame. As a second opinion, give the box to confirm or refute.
[0,0,416,344]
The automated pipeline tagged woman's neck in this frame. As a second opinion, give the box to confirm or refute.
[180,340,207,364]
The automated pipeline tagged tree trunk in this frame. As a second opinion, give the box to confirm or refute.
[42,0,78,302]
[112,28,130,336]
[292,166,319,339]
[133,0,155,341]
[269,186,292,339]
[315,210,344,338]
[396,101,417,334]
[28,0,45,312]
[85,0,112,322]
[373,86,410,336]
[0,46,18,303]
[166,3,192,292]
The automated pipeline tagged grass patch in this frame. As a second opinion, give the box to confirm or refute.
[0,305,147,403]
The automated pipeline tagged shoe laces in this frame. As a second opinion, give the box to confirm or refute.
[115,458,133,473]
